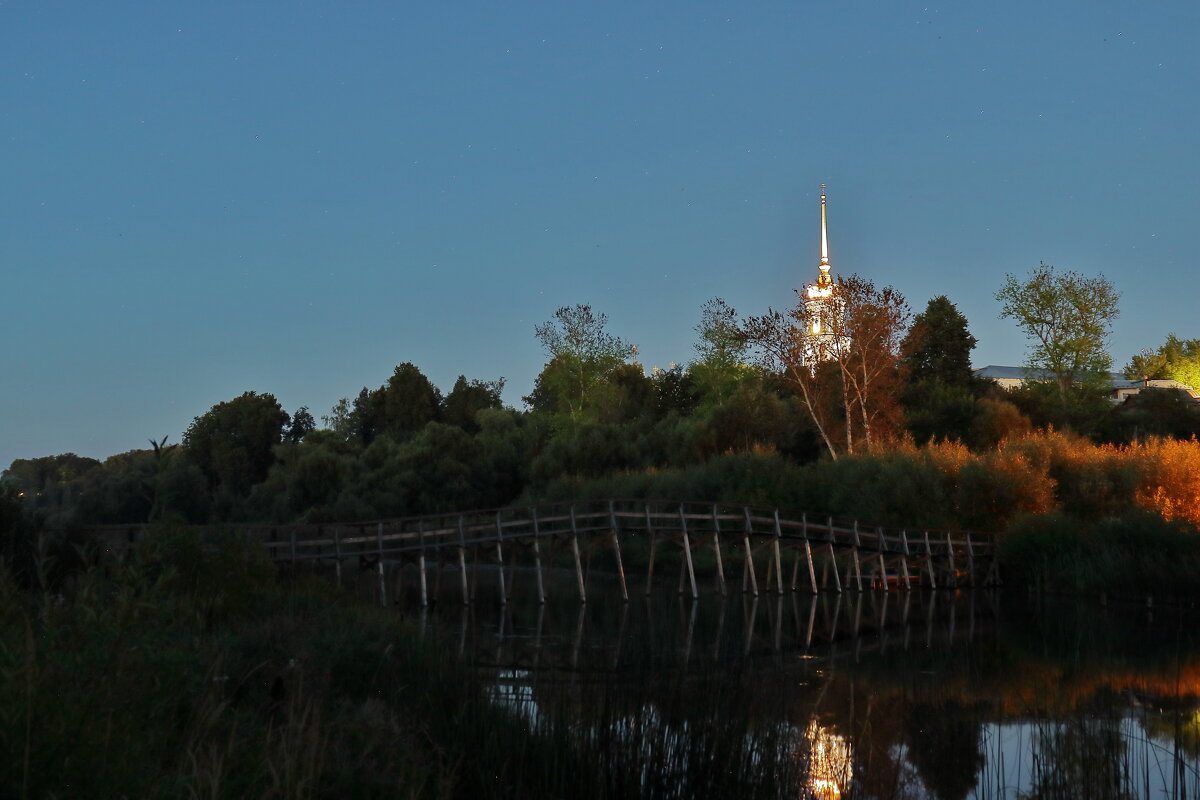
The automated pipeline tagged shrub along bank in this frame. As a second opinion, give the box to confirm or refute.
[530,432,1200,596]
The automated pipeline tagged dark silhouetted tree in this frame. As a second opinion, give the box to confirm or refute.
[284,406,317,443]
[900,296,983,443]
[442,375,505,432]
[349,363,442,443]
[900,295,977,387]
[182,391,289,496]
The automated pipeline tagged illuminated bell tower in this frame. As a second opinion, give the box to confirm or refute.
[802,185,844,364]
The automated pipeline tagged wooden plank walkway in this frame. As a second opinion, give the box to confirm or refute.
[83,499,999,605]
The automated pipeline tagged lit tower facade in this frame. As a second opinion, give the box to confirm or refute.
[802,185,845,365]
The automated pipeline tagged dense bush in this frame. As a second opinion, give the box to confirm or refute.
[999,510,1200,597]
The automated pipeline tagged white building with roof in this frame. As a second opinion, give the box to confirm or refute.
[974,365,1199,403]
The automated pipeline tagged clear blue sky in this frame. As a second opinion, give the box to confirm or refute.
[3,1,1197,467]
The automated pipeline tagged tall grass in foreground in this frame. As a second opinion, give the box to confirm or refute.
[0,527,606,799]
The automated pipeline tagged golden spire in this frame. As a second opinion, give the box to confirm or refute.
[817,184,832,286]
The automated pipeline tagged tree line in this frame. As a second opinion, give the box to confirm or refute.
[5,263,1200,532]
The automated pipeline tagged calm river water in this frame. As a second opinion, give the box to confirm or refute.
[397,568,1200,799]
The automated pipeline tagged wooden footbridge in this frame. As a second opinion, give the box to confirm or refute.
[94,500,997,606]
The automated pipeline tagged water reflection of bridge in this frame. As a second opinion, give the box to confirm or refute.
[419,585,999,673]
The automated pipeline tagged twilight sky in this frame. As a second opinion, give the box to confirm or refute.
[3,1,1198,467]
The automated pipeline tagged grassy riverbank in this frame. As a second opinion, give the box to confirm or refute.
[0,526,600,799]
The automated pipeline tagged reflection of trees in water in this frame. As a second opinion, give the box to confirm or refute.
[1141,707,1200,759]
[903,700,986,800]
[1022,714,1134,800]
[439,591,1200,798]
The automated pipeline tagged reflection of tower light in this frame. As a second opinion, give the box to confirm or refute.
[806,720,852,799]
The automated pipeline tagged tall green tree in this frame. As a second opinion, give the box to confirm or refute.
[690,298,751,407]
[182,391,289,496]
[1124,334,1200,389]
[900,295,977,387]
[996,262,1120,397]
[528,304,634,420]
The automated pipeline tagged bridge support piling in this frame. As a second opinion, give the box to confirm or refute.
[418,522,428,608]
[679,505,698,600]
[570,506,587,603]
[531,539,545,604]
[376,523,387,608]
[710,506,727,597]
[712,531,727,596]
[531,508,546,604]
[742,533,758,597]
[610,530,629,602]
[457,547,469,605]
[828,543,842,593]
[769,509,783,595]
[966,534,976,587]
[494,542,507,605]
[924,531,937,589]
[494,513,508,605]
[644,505,658,596]
[845,550,858,592]
[945,532,957,588]
[805,540,818,594]
[333,527,343,589]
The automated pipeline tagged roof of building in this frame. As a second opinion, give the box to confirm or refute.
[973,365,1124,382]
